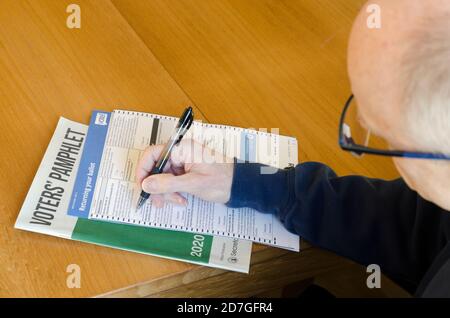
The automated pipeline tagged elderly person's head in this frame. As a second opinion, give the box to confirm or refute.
[348,0,450,210]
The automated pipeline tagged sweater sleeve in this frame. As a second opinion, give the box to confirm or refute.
[226,161,450,293]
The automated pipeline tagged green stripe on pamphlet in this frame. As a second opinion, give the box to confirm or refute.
[72,218,213,264]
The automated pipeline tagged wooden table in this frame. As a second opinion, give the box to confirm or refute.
[0,0,404,297]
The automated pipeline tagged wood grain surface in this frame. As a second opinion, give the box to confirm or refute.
[0,0,199,297]
[0,0,402,297]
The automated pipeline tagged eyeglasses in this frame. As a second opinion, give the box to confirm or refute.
[338,94,450,160]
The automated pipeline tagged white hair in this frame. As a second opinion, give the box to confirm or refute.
[402,15,450,154]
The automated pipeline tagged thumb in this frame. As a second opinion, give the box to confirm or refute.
[142,173,200,195]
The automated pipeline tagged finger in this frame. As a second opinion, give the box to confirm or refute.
[162,192,187,206]
[150,193,186,208]
[135,145,167,184]
[170,165,185,176]
[142,172,202,195]
[151,194,165,209]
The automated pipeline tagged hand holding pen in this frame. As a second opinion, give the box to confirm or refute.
[135,109,234,209]
[136,107,194,209]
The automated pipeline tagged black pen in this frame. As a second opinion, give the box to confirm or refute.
[136,106,194,210]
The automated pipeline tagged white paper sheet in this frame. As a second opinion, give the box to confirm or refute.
[89,110,300,251]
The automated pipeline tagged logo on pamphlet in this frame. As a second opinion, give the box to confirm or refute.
[95,113,108,126]
[227,256,238,264]
[227,239,239,264]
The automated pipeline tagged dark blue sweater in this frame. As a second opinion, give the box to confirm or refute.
[226,162,450,297]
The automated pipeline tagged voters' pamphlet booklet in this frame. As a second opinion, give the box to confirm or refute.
[68,110,300,251]
[15,117,252,273]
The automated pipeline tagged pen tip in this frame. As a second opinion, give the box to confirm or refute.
[136,197,145,210]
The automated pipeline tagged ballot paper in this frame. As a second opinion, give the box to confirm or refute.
[71,110,300,251]
[15,117,252,273]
